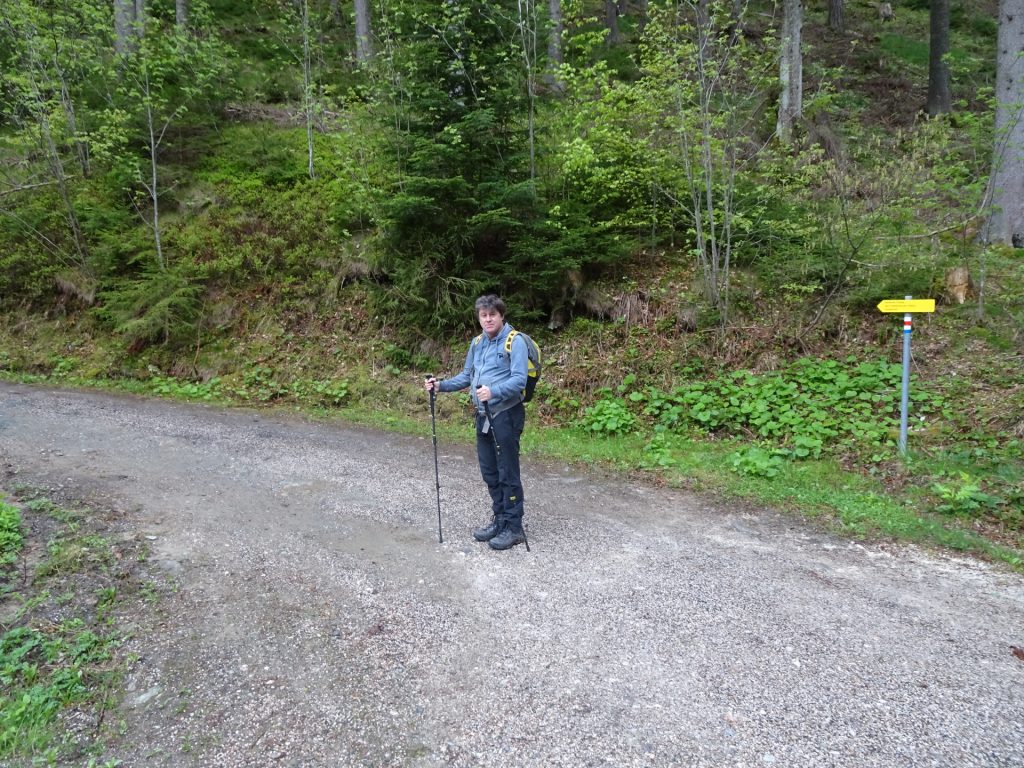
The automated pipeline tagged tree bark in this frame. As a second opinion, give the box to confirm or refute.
[547,0,562,65]
[176,0,188,28]
[114,0,133,55]
[636,0,649,33]
[605,0,621,45]
[776,0,803,143]
[828,0,844,33]
[134,0,146,37]
[926,0,952,115]
[984,0,1024,246]
[302,0,316,179]
[354,0,372,62]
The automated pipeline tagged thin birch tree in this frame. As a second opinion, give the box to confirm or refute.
[355,0,373,61]
[109,1,227,270]
[983,0,1023,247]
[776,0,802,143]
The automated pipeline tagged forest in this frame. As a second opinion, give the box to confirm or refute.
[0,0,1022,564]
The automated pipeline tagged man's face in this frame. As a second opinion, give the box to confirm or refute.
[478,308,503,338]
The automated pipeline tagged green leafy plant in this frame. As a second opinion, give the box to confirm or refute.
[0,622,116,756]
[931,472,1003,516]
[150,376,222,401]
[290,378,350,406]
[637,357,941,458]
[0,500,23,571]
[579,390,637,436]
[728,446,785,478]
[640,427,676,470]
[0,493,147,759]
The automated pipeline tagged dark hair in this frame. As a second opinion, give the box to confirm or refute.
[474,294,506,317]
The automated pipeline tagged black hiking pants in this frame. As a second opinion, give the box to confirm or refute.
[476,403,526,532]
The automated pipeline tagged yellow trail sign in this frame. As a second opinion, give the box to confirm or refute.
[877,299,935,313]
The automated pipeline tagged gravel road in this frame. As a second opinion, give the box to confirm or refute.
[1,382,1022,768]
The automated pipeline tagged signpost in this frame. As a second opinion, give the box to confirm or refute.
[877,296,936,455]
[876,299,936,314]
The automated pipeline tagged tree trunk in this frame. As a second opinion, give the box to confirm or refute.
[926,0,952,115]
[984,0,1024,246]
[517,0,538,180]
[354,0,372,62]
[828,0,844,33]
[144,96,165,271]
[696,0,709,31]
[547,0,563,65]
[302,0,316,179]
[134,0,146,38]
[24,38,90,268]
[605,0,621,45]
[776,0,803,143]
[176,0,188,28]
[114,0,133,55]
[57,69,90,178]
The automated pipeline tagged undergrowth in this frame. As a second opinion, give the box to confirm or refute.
[0,491,153,764]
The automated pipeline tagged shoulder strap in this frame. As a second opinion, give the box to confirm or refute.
[474,333,484,345]
[504,329,520,355]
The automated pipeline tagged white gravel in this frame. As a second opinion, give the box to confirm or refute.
[1,382,1022,767]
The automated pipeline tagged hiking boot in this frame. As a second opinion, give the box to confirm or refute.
[472,518,501,542]
[488,528,526,550]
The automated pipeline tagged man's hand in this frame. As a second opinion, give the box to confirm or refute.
[475,385,492,402]
[424,376,438,393]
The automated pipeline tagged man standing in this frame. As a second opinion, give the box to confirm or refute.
[425,295,529,550]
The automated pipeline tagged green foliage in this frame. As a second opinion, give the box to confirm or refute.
[640,427,676,470]
[0,500,23,572]
[931,472,1003,516]
[579,389,638,435]
[96,260,205,349]
[294,378,350,407]
[0,621,118,759]
[0,493,137,761]
[880,35,929,68]
[0,624,89,754]
[637,356,943,456]
[728,446,785,478]
[158,367,352,407]
[0,175,106,307]
[150,375,223,401]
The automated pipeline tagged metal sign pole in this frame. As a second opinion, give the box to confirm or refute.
[898,295,912,456]
[877,296,934,458]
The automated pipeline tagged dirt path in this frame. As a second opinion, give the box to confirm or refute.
[1,382,1022,767]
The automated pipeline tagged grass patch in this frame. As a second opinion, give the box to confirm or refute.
[0,499,23,573]
[0,492,154,764]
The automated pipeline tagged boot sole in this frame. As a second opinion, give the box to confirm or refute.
[473,526,501,542]
[488,535,526,550]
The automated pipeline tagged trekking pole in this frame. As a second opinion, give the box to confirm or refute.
[482,399,530,552]
[427,376,443,543]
